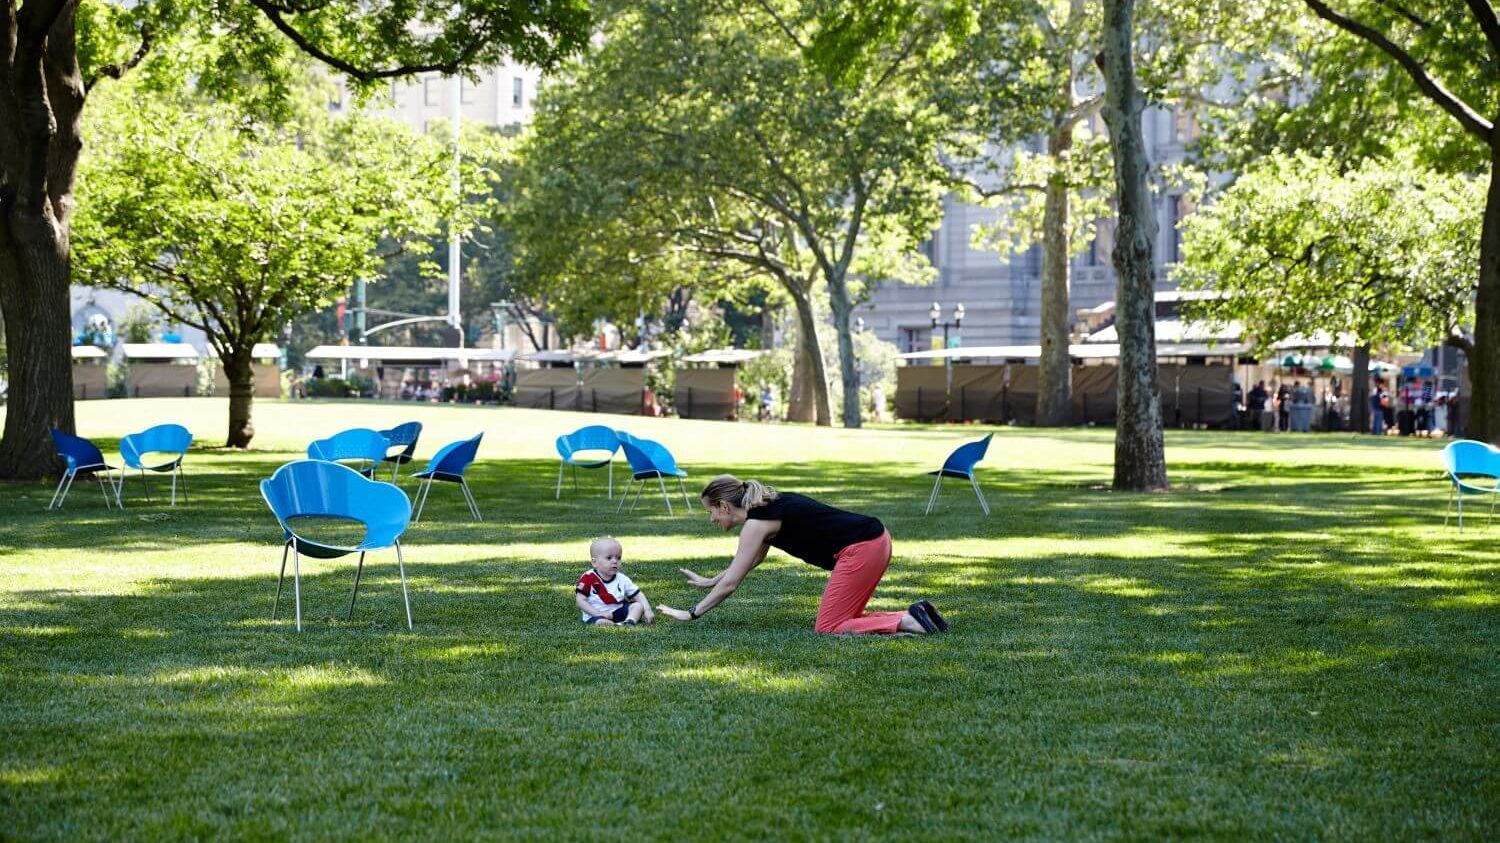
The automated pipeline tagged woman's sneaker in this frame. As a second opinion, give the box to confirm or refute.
[916,600,949,632]
[907,602,939,634]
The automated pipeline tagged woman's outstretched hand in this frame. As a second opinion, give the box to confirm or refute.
[679,568,716,588]
[656,605,693,621]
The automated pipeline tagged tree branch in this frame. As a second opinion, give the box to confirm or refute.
[1466,0,1500,62]
[1303,0,1493,141]
[243,0,488,82]
[1373,0,1435,30]
[84,23,153,94]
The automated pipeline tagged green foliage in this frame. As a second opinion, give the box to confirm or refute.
[305,377,352,398]
[1195,1,1495,175]
[118,303,161,344]
[72,78,472,362]
[1175,151,1482,352]
[507,0,963,425]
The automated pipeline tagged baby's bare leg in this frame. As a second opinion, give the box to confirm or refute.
[627,602,645,623]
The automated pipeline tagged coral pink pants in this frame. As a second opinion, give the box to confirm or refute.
[814,531,905,634]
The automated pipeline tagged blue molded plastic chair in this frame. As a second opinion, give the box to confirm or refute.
[378,422,423,483]
[1440,439,1500,531]
[119,423,193,506]
[259,460,414,631]
[925,433,992,516]
[412,433,484,522]
[615,436,691,514]
[48,428,122,510]
[307,428,391,478]
[555,424,621,499]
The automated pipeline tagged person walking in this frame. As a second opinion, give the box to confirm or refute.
[657,475,948,635]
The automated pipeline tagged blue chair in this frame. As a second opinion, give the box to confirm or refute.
[378,422,423,483]
[119,423,193,505]
[1440,439,1500,531]
[307,428,390,478]
[615,436,691,514]
[555,425,622,499]
[411,433,484,522]
[48,428,122,510]
[925,433,992,516]
[260,460,414,632]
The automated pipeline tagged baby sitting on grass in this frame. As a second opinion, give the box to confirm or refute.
[575,536,654,626]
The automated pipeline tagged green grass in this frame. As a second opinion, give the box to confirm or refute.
[2,398,1496,840]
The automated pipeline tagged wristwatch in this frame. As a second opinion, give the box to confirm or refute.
[688,606,700,620]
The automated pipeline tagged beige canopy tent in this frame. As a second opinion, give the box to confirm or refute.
[514,348,670,414]
[208,343,282,398]
[305,345,516,398]
[122,343,199,398]
[896,343,1242,426]
[71,345,109,400]
[676,349,764,420]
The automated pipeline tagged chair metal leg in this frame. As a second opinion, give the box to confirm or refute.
[348,551,366,620]
[556,461,565,499]
[177,464,188,504]
[608,460,614,500]
[630,479,645,511]
[925,475,942,515]
[615,479,635,514]
[969,474,991,516]
[461,478,482,521]
[679,477,692,508]
[291,542,303,632]
[414,478,432,523]
[657,475,673,514]
[60,471,79,509]
[395,541,413,630]
[170,464,179,506]
[273,542,290,620]
[96,474,114,508]
[140,469,151,503]
[1445,485,1453,527]
[111,469,124,508]
[48,470,71,510]
[391,460,401,484]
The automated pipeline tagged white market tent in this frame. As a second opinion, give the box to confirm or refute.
[898,342,1250,362]
[681,349,765,365]
[121,342,199,361]
[305,345,516,365]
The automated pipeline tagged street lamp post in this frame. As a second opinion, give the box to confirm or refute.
[929,301,965,348]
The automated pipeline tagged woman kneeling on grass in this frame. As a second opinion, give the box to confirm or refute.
[656,475,949,635]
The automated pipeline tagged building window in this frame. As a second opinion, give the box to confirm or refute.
[1169,196,1184,263]
[900,326,932,354]
[424,77,441,106]
[1173,109,1199,143]
[513,77,524,107]
[460,78,476,104]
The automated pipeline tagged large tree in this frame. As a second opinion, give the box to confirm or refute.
[509,0,961,428]
[1177,151,1481,432]
[1230,0,1497,439]
[71,83,476,447]
[1098,0,1167,490]
[0,0,590,480]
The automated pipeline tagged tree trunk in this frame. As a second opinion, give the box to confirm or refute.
[223,350,257,448]
[0,241,74,478]
[826,270,862,429]
[1099,0,1168,491]
[786,286,831,426]
[1469,143,1500,443]
[789,333,815,423]
[0,2,85,480]
[1350,343,1370,435]
[1038,122,1074,427]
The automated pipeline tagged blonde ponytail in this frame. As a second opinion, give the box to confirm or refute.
[700,474,780,509]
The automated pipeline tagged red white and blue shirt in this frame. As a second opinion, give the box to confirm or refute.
[576,570,640,620]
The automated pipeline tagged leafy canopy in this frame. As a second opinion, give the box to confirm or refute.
[1175,150,1482,352]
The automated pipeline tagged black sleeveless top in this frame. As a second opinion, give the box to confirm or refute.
[747,492,884,571]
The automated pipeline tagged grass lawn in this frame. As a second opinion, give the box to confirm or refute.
[1,398,1496,840]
